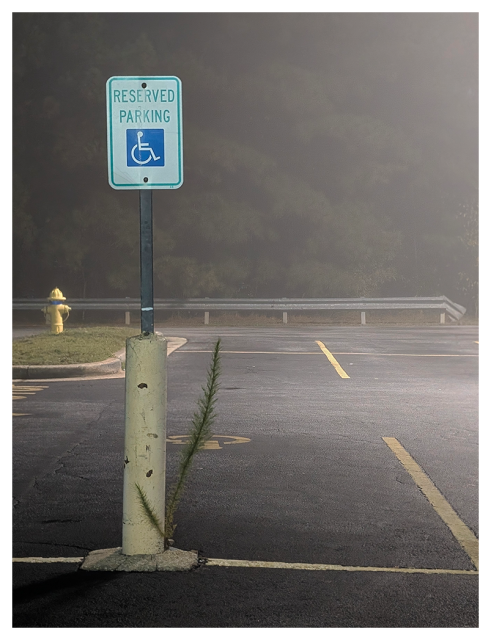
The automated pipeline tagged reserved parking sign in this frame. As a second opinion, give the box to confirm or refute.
[106,76,183,189]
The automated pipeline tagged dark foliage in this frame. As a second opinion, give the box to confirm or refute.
[13,13,478,310]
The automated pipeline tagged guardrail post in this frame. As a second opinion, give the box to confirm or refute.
[283,311,288,324]
[204,311,210,325]
[361,311,366,325]
[440,312,446,324]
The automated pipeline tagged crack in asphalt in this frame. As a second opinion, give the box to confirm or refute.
[14,400,120,503]
[41,519,82,524]
[52,400,118,474]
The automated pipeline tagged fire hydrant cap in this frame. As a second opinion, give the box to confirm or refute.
[48,288,66,301]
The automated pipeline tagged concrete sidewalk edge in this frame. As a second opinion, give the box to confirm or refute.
[13,336,187,380]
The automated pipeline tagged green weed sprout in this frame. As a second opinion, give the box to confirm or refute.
[135,337,222,550]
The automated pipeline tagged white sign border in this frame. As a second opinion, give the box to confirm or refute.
[106,75,183,190]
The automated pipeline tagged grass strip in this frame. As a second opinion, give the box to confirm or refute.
[12,327,138,365]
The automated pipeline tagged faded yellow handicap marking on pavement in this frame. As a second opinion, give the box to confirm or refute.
[383,437,478,570]
[167,435,251,450]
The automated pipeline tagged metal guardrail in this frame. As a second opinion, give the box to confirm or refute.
[13,296,466,324]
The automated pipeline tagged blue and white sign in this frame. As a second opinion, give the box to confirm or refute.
[126,129,165,167]
[106,76,183,189]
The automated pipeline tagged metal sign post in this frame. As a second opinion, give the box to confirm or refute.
[139,190,154,333]
[105,76,183,557]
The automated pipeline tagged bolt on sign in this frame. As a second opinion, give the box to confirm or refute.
[106,76,183,190]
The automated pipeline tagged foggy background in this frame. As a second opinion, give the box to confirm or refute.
[12,13,478,314]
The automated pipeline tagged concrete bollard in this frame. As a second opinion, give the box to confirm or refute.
[283,311,288,324]
[440,312,446,324]
[204,311,210,325]
[361,311,366,325]
[122,332,167,555]
[125,311,131,325]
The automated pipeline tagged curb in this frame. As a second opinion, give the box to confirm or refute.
[13,336,187,380]
[12,356,122,380]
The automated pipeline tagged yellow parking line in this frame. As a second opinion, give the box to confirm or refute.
[13,384,49,417]
[383,437,479,570]
[206,558,477,575]
[12,384,49,408]
[315,341,350,378]
[12,386,48,390]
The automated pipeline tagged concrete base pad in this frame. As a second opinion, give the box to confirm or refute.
[80,547,199,572]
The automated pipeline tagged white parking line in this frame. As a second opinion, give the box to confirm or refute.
[205,558,477,575]
[12,556,478,575]
[13,557,84,563]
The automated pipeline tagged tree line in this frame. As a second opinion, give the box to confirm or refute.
[13,13,478,313]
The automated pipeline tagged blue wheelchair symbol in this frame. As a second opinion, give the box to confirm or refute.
[126,129,165,167]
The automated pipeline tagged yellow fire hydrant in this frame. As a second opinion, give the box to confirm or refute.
[42,288,71,334]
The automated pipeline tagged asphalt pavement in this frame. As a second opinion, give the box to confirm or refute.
[12,325,479,628]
